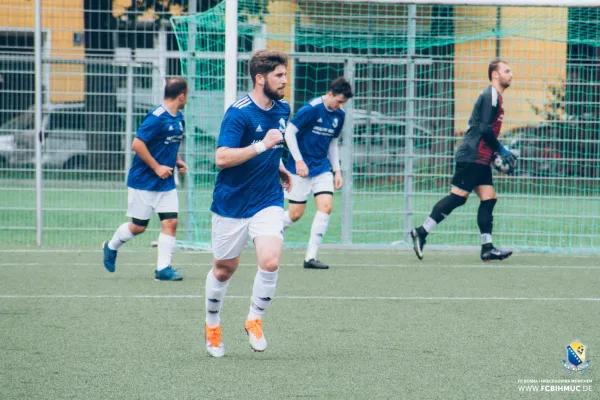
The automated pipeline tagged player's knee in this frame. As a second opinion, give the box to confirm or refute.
[132,225,147,235]
[317,202,332,214]
[213,262,235,281]
[259,252,280,271]
[289,207,305,221]
[130,220,148,235]
[161,218,178,230]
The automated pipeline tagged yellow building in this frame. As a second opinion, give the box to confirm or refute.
[0,0,86,103]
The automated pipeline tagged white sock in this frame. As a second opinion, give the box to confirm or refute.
[481,233,493,245]
[305,211,329,261]
[205,268,230,328]
[108,223,134,250]
[156,233,176,271]
[248,267,278,321]
[422,217,437,233]
[283,210,294,231]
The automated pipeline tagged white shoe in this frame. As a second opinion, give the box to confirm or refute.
[245,319,267,352]
[205,324,225,358]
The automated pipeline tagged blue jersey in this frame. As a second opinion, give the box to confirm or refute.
[284,96,345,177]
[127,105,184,192]
[211,95,291,219]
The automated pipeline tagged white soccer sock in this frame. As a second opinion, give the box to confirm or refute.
[305,211,329,261]
[422,217,438,233]
[481,233,493,245]
[248,267,278,321]
[205,268,230,327]
[108,223,135,251]
[156,233,176,271]
[283,210,294,231]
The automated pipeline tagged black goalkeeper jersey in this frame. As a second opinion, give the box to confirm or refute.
[455,85,504,165]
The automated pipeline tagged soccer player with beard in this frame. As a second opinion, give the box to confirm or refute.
[410,60,517,262]
[203,50,293,357]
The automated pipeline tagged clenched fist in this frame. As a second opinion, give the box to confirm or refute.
[263,129,284,150]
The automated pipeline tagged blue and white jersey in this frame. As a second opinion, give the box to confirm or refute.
[211,95,291,219]
[127,105,184,192]
[284,96,345,177]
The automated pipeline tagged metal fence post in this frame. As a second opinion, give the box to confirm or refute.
[403,4,417,242]
[34,0,43,246]
[341,58,355,244]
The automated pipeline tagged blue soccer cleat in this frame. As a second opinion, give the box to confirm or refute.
[102,240,117,272]
[154,267,183,281]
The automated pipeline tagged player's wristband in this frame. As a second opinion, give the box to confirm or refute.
[254,141,267,154]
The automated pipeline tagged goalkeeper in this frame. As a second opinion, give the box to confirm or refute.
[410,60,516,262]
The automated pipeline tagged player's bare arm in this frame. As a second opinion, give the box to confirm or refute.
[131,137,172,179]
[215,128,283,169]
[176,155,187,174]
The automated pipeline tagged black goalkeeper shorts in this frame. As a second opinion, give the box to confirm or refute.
[451,162,493,192]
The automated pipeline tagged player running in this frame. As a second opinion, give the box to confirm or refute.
[204,50,293,357]
[282,77,353,269]
[102,77,188,281]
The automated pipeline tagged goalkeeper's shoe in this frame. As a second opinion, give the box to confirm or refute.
[205,324,225,358]
[304,259,329,270]
[245,318,267,352]
[481,246,513,262]
[154,267,183,281]
[410,227,427,260]
[102,240,117,273]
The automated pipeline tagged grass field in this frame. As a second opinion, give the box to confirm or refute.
[1,248,598,399]
[2,180,599,251]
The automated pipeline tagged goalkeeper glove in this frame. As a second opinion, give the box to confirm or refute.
[497,142,517,165]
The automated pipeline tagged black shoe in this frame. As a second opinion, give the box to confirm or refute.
[304,259,329,269]
[481,247,513,262]
[410,228,427,260]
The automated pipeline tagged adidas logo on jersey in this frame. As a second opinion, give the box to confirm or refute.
[256,125,263,132]
[169,125,174,131]
[317,118,323,123]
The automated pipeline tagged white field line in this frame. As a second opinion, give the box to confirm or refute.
[0,294,599,301]
[0,262,599,270]
[0,249,597,259]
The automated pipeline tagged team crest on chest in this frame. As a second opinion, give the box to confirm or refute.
[279,118,286,133]
[332,118,339,128]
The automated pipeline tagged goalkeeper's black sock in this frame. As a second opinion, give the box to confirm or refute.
[429,194,467,224]
[477,199,497,234]
[478,199,497,248]
[420,194,467,237]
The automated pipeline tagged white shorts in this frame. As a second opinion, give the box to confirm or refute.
[126,188,179,221]
[211,206,284,260]
[284,171,334,203]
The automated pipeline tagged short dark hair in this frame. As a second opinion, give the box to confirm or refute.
[164,77,188,99]
[248,50,288,85]
[329,77,353,99]
[488,59,507,81]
